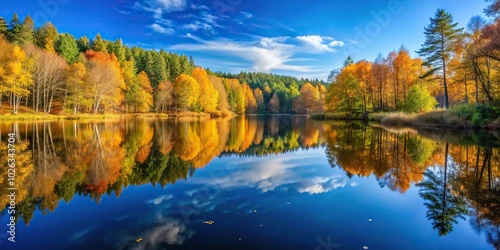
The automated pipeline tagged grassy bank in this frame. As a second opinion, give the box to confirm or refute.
[0,110,235,121]
[310,112,365,121]
[0,112,171,121]
[369,105,500,129]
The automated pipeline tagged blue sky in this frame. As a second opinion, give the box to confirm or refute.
[0,0,490,80]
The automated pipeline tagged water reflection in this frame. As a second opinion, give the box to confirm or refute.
[0,116,499,248]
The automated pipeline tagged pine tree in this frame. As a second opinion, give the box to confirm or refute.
[0,17,7,35]
[417,9,463,109]
[343,55,354,68]
[55,33,79,63]
[35,22,58,51]
[7,13,30,45]
[91,33,107,53]
[77,36,90,52]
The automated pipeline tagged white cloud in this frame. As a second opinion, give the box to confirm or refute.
[240,11,253,18]
[170,35,316,73]
[296,35,345,53]
[190,4,209,10]
[329,40,345,47]
[155,0,187,12]
[201,11,218,25]
[134,0,187,21]
[297,35,334,53]
[114,7,131,15]
[183,21,215,33]
[149,23,174,34]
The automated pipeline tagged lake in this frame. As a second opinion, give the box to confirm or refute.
[0,116,499,250]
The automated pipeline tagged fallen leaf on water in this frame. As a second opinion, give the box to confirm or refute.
[203,220,214,225]
[136,238,143,243]
[368,219,372,222]
[253,210,257,213]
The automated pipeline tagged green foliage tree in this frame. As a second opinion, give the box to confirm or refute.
[417,9,463,109]
[0,17,7,35]
[35,22,58,51]
[404,85,437,113]
[7,13,32,45]
[55,33,79,63]
[91,33,107,53]
[77,36,90,52]
[343,55,354,68]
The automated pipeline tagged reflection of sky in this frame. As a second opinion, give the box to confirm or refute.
[7,148,492,250]
[188,148,357,195]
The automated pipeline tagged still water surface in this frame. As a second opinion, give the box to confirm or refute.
[0,116,499,249]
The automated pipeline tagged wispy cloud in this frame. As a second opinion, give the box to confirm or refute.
[183,21,215,33]
[154,0,187,12]
[133,0,187,20]
[149,23,174,34]
[296,35,344,53]
[114,7,131,15]
[170,34,312,72]
[240,11,253,19]
[190,4,209,10]
[170,34,339,73]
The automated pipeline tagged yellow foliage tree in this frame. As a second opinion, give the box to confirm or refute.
[66,62,87,114]
[1,44,34,114]
[192,67,218,112]
[242,83,257,113]
[136,71,153,112]
[173,74,200,111]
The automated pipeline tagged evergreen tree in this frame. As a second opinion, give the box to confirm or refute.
[55,33,79,63]
[169,54,182,81]
[7,13,31,45]
[112,39,126,64]
[343,55,354,68]
[150,52,167,88]
[77,36,90,52]
[417,9,463,109]
[0,17,7,35]
[35,22,58,51]
[91,33,107,53]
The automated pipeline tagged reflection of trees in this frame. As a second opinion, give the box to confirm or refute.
[452,145,500,248]
[81,124,124,200]
[0,122,34,224]
[417,144,467,236]
[325,123,430,192]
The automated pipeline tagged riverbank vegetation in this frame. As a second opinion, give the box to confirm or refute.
[319,2,500,128]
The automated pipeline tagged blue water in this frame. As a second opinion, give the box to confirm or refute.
[0,117,497,249]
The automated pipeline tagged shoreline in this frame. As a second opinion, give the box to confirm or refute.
[311,108,500,130]
[0,111,230,121]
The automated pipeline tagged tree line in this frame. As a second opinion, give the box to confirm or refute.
[326,2,500,115]
[0,13,329,116]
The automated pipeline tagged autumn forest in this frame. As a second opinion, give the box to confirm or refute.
[1,4,500,120]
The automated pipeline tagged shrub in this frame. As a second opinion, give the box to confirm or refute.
[452,104,500,126]
[404,85,437,113]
